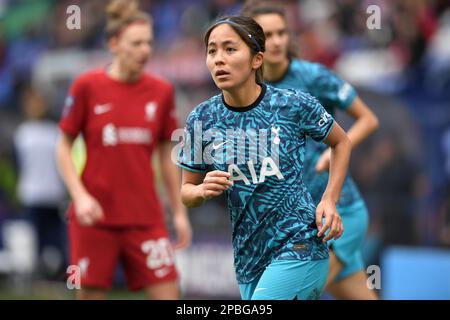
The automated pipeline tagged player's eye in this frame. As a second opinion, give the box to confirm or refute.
[226,47,236,53]
[208,48,216,55]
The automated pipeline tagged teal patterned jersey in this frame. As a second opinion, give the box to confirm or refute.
[267,58,363,207]
[178,84,333,283]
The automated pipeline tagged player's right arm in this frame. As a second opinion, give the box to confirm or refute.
[56,75,104,226]
[178,107,233,208]
[56,132,103,226]
[56,133,104,226]
[180,170,233,208]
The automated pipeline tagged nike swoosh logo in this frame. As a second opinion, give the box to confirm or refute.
[254,288,267,292]
[94,104,112,115]
[212,140,231,150]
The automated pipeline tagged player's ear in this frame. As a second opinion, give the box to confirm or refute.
[108,36,119,55]
[252,52,264,70]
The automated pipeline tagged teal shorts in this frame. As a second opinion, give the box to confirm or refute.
[329,200,369,282]
[239,258,329,300]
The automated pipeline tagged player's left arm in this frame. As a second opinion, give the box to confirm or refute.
[316,96,379,172]
[157,140,192,250]
[316,122,351,242]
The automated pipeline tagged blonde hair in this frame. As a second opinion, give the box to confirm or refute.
[105,0,152,40]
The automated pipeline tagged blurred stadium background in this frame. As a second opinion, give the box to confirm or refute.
[0,0,449,300]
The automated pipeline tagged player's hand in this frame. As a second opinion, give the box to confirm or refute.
[200,170,233,200]
[74,192,104,226]
[315,148,331,173]
[315,198,344,242]
[173,209,192,250]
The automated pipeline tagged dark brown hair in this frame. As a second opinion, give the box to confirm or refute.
[105,0,152,40]
[204,16,266,84]
[241,0,298,58]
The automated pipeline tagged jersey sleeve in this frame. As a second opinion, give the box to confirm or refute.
[58,77,88,138]
[176,111,207,173]
[159,84,179,141]
[297,91,335,142]
[308,63,357,111]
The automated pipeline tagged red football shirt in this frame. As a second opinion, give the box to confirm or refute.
[59,69,178,227]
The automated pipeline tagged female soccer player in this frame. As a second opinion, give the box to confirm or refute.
[242,0,379,299]
[56,0,191,300]
[178,15,351,300]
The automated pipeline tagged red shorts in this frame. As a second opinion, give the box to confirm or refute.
[68,220,178,291]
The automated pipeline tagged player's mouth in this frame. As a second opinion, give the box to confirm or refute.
[270,49,283,57]
[215,70,230,79]
[137,57,148,66]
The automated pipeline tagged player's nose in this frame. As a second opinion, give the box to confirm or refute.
[142,43,151,56]
[273,35,282,46]
[214,49,225,65]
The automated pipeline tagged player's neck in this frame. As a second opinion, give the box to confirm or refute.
[264,58,290,83]
[108,61,142,83]
[223,79,262,108]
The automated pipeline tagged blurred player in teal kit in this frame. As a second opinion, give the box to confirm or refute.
[178,16,351,300]
[242,0,379,299]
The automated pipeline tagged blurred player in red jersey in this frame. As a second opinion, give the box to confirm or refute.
[56,0,191,300]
